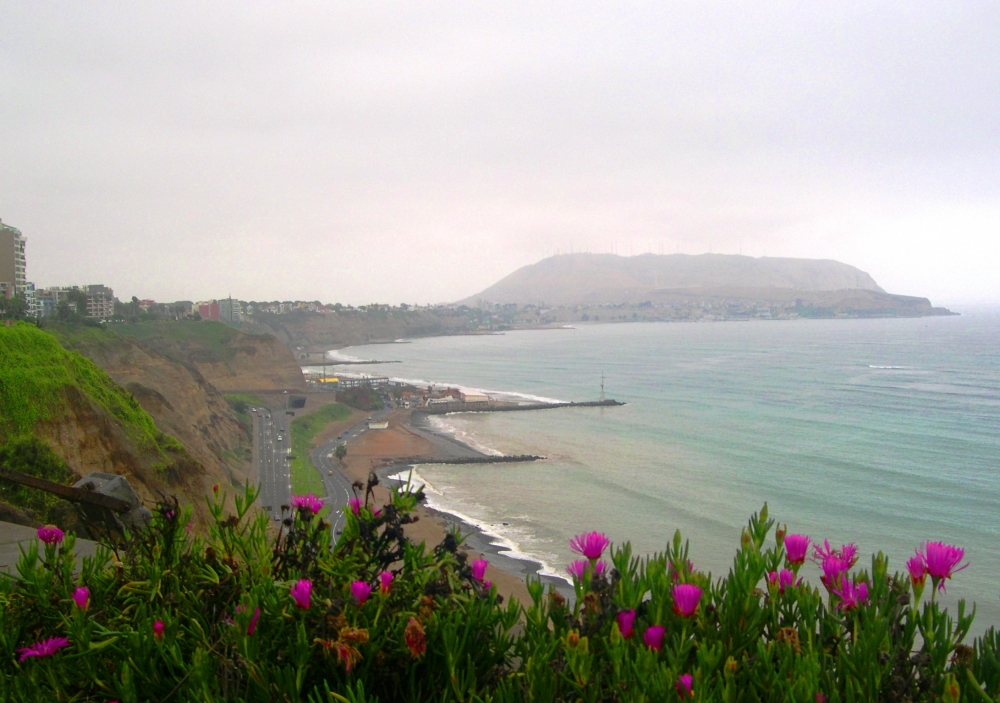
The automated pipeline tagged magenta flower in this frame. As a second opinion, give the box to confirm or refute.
[819,556,852,592]
[291,493,324,514]
[643,624,665,651]
[671,583,702,617]
[676,673,694,698]
[347,497,362,515]
[72,586,90,611]
[813,540,858,568]
[379,571,394,594]
[153,620,165,639]
[37,525,64,545]
[617,609,636,639]
[831,577,869,611]
[922,541,968,591]
[471,559,489,582]
[247,606,260,635]
[668,559,695,581]
[483,580,492,590]
[906,552,927,587]
[17,636,70,662]
[767,569,796,594]
[784,534,810,565]
[290,579,313,609]
[566,560,606,581]
[350,580,372,605]
[569,532,610,561]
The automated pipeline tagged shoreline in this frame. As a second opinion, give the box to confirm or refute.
[333,408,572,601]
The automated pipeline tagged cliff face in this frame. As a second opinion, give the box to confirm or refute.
[109,321,305,392]
[0,324,232,527]
[53,327,254,490]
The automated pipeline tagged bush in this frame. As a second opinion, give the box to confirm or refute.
[2,491,997,702]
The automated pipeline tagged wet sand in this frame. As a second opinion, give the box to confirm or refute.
[336,409,569,605]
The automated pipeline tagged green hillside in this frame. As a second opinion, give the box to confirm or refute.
[109,320,246,360]
[0,322,180,454]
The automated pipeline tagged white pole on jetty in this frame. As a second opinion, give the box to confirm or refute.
[600,372,605,402]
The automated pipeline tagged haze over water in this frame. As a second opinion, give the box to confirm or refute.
[339,312,1000,632]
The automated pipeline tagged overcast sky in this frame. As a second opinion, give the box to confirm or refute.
[2,2,998,306]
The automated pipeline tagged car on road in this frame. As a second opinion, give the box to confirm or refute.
[328,470,333,476]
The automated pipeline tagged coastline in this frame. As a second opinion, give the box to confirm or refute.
[334,408,572,603]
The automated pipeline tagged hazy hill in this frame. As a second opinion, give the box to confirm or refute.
[462,253,885,306]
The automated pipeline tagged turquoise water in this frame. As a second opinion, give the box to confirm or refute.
[335,312,1000,632]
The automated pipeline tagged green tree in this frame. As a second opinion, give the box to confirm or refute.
[334,443,347,460]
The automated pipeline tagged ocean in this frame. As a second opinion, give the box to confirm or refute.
[330,311,1000,633]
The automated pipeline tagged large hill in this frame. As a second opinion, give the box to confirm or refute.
[462,253,886,307]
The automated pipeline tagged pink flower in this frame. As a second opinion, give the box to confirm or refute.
[471,559,489,582]
[17,636,70,662]
[379,571,394,594]
[153,620,165,639]
[72,586,90,611]
[347,497,362,515]
[566,560,607,581]
[831,577,869,611]
[676,673,694,698]
[37,525,64,545]
[813,540,858,568]
[784,534,810,565]
[820,556,853,592]
[483,580,492,590]
[290,579,312,609]
[569,532,610,561]
[643,625,665,651]
[350,580,371,605]
[922,542,968,590]
[617,609,636,639]
[247,606,260,635]
[767,569,796,594]
[671,583,702,617]
[906,552,927,587]
[291,493,324,514]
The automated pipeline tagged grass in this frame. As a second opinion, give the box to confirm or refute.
[108,320,250,360]
[0,323,180,455]
[288,403,352,496]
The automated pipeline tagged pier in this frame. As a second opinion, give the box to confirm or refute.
[377,454,544,470]
[414,398,625,415]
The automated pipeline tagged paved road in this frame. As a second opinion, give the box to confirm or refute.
[252,405,292,523]
[309,406,393,539]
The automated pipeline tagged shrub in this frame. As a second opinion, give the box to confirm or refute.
[2,492,998,702]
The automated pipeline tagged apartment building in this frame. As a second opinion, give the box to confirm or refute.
[0,219,26,298]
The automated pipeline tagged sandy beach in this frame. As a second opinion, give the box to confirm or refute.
[331,408,569,605]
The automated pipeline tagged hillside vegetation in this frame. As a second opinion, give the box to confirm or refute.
[289,403,352,495]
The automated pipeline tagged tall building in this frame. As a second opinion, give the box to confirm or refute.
[0,219,27,298]
[197,301,220,321]
[219,297,244,324]
[83,285,116,320]
[35,285,117,320]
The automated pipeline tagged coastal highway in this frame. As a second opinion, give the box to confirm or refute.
[310,406,392,540]
[252,406,292,521]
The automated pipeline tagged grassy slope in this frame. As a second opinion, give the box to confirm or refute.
[223,393,266,432]
[109,320,244,359]
[289,403,352,495]
[0,323,180,454]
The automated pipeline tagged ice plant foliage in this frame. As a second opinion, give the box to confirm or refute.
[350,580,371,605]
[290,579,312,609]
[922,541,968,591]
[72,586,90,611]
[672,583,702,617]
[36,525,64,545]
[247,606,260,635]
[569,531,610,561]
[784,533,811,564]
[17,636,70,662]
[290,493,324,514]
[471,559,489,582]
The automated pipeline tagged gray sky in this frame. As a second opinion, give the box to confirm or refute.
[2,2,998,306]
